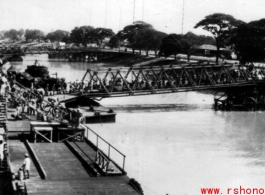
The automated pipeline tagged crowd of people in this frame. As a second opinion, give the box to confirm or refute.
[5,75,84,128]
[0,74,87,183]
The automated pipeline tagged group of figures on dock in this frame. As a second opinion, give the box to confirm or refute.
[8,84,85,128]
[0,66,84,128]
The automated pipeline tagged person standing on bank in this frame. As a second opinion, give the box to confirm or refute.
[0,135,5,167]
[21,153,31,179]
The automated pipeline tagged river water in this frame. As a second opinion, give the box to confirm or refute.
[8,55,265,195]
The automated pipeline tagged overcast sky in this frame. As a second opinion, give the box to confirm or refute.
[1,0,265,36]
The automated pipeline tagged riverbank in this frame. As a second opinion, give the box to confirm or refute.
[101,54,176,67]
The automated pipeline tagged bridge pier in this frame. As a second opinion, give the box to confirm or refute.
[214,85,265,111]
[69,53,101,63]
[48,53,69,59]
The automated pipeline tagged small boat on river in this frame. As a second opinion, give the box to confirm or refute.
[8,60,66,89]
[25,60,49,79]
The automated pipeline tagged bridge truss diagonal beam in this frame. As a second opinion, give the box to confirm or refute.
[73,64,264,99]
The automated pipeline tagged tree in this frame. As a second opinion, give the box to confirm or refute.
[62,35,72,44]
[179,37,194,61]
[159,34,183,60]
[135,29,167,56]
[108,35,121,49]
[46,30,70,42]
[182,32,216,61]
[25,29,45,42]
[194,13,243,63]
[118,21,153,54]
[134,28,153,55]
[4,29,24,41]
[149,30,167,57]
[231,19,265,64]
[18,29,24,39]
[0,31,6,39]
[94,28,115,48]
[70,26,95,47]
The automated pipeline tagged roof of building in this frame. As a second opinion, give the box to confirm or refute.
[196,44,231,51]
[197,44,217,50]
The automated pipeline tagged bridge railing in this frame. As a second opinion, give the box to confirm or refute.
[83,125,126,174]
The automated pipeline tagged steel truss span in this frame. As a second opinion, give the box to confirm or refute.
[76,64,265,99]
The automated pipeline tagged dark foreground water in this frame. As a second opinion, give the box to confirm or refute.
[7,55,265,195]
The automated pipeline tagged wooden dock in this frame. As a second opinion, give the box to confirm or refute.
[9,138,139,194]
[6,103,140,195]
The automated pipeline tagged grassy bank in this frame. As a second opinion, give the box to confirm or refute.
[100,54,176,67]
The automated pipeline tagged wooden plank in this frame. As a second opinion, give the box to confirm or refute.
[34,127,53,131]
[57,128,85,142]
[33,127,53,143]
[8,140,41,181]
[23,143,138,195]
[30,122,61,126]
[24,139,47,179]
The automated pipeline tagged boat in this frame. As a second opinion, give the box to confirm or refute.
[25,64,49,79]
[8,55,23,62]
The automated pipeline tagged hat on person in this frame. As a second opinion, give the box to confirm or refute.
[25,153,29,157]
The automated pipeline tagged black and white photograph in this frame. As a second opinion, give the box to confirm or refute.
[0,0,265,195]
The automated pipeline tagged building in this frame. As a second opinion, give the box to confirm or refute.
[194,44,235,59]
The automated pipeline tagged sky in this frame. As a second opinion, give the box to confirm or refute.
[1,0,265,36]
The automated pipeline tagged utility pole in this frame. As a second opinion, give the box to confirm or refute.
[119,5,122,30]
[133,0,136,23]
[181,0,185,34]
[105,0,108,28]
[90,0,92,26]
[142,0,145,22]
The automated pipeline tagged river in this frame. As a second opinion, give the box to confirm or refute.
[8,54,265,195]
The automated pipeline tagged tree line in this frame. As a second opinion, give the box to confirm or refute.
[1,12,265,64]
[67,22,214,59]
[0,21,214,59]
[194,13,265,64]
[0,27,114,49]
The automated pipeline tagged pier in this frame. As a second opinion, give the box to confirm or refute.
[2,95,141,195]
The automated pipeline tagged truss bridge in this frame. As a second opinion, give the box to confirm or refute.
[73,63,265,99]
